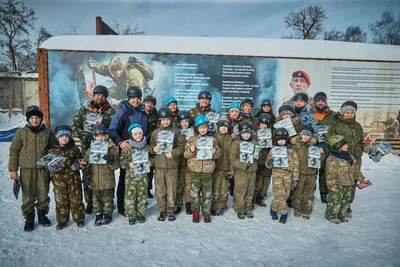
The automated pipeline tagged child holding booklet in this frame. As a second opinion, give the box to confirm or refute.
[83,124,119,226]
[120,124,151,225]
[184,115,221,223]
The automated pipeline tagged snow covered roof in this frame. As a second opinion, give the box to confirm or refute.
[41,35,400,62]
[0,72,38,79]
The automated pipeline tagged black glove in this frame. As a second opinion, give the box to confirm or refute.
[266,159,274,168]
[103,154,115,164]
[244,162,251,170]
[226,173,233,180]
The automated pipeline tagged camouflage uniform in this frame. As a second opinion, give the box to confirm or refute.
[311,107,336,195]
[325,154,364,220]
[49,143,85,224]
[211,131,234,212]
[120,145,150,219]
[184,135,221,215]
[240,112,258,125]
[150,126,186,213]
[254,147,272,202]
[230,139,258,213]
[8,125,55,219]
[327,114,366,203]
[291,136,318,216]
[266,147,299,215]
[92,57,154,100]
[71,100,116,210]
[171,110,180,129]
[83,142,120,214]
[188,103,215,122]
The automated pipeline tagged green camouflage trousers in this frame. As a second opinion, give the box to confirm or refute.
[93,189,114,214]
[191,172,213,215]
[176,166,189,208]
[270,170,292,215]
[84,186,93,206]
[325,185,352,220]
[318,156,328,194]
[183,168,191,204]
[125,173,148,219]
[155,169,178,213]
[233,169,256,213]
[53,173,85,224]
[293,174,317,215]
[254,165,272,201]
[20,168,51,218]
[211,170,229,211]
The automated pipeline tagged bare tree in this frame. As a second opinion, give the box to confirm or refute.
[0,0,36,72]
[63,21,82,35]
[369,8,400,45]
[112,20,147,35]
[35,26,53,49]
[324,29,343,41]
[283,5,327,39]
[343,25,367,43]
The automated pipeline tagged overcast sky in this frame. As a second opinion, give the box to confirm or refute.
[25,0,400,40]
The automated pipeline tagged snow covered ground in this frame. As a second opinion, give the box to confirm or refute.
[0,137,400,266]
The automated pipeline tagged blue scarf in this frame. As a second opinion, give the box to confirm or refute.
[330,150,354,165]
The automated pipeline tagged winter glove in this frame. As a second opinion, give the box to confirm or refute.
[48,162,62,173]
[363,146,373,153]
[290,180,298,191]
[103,154,115,165]
[82,168,91,188]
[317,143,325,150]
[70,161,80,171]
[226,173,233,180]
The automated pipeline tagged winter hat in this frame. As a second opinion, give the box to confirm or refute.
[278,105,294,117]
[292,70,310,85]
[217,117,230,129]
[229,102,240,113]
[26,105,43,121]
[128,123,143,136]
[300,125,313,137]
[314,92,327,103]
[55,125,72,139]
[340,100,358,116]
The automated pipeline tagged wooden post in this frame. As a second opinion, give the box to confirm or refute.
[8,87,13,118]
[38,48,50,127]
[96,16,102,35]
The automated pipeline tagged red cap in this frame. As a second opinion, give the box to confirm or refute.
[292,70,310,85]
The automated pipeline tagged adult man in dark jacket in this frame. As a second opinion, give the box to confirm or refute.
[108,86,149,216]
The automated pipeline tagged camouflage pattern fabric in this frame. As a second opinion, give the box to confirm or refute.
[254,164,272,200]
[147,108,159,133]
[266,148,299,215]
[93,189,114,214]
[325,185,352,220]
[176,156,188,208]
[233,169,257,213]
[20,168,51,217]
[190,172,213,215]
[293,174,317,215]
[240,112,258,125]
[184,135,221,173]
[296,107,319,138]
[124,173,148,219]
[188,103,216,122]
[211,170,229,211]
[154,169,178,213]
[71,101,116,153]
[53,173,85,224]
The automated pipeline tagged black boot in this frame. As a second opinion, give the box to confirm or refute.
[129,218,137,225]
[85,202,93,214]
[56,222,68,230]
[158,212,166,221]
[255,196,267,207]
[24,212,35,232]
[216,208,224,216]
[167,212,176,221]
[279,214,288,224]
[320,193,328,204]
[237,212,245,219]
[246,210,254,219]
[95,213,103,226]
[185,202,192,215]
[175,206,182,215]
[102,214,112,225]
[270,208,278,220]
[37,210,51,227]
[138,216,146,223]
[76,220,85,228]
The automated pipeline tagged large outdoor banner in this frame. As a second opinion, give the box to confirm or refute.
[48,51,400,139]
